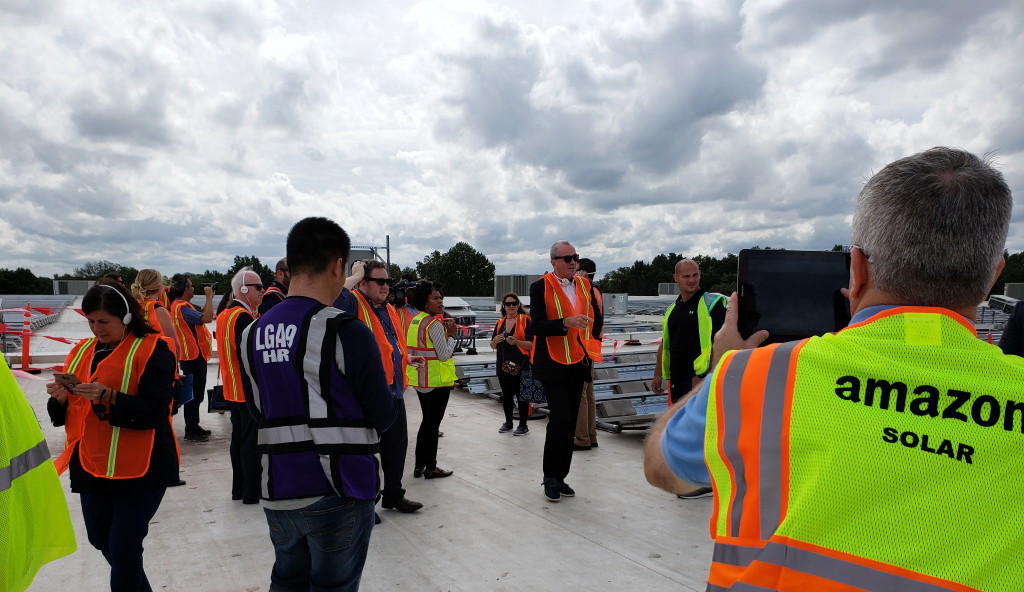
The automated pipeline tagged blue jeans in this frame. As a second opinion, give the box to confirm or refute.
[264,496,375,592]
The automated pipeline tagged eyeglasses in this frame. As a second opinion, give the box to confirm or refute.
[503,301,519,307]
[367,278,393,286]
[245,284,266,292]
[553,254,579,263]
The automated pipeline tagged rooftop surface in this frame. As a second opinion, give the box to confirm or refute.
[17,302,714,592]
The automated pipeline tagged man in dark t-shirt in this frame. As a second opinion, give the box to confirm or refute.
[652,259,726,404]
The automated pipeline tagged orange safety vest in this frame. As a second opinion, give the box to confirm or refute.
[264,285,285,301]
[495,314,530,356]
[54,335,160,479]
[215,305,256,402]
[352,291,408,386]
[139,298,177,360]
[399,305,416,334]
[170,300,213,361]
[532,272,596,365]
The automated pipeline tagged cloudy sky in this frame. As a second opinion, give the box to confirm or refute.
[2,0,1023,279]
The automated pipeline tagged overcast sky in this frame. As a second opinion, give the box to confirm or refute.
[2,0,1023,279]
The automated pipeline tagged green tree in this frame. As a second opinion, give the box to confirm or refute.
[388,263,402,281]
[415,242,495,296]
[225,256,273,287]
[71,260,138,284]
[400,266,417,281]
[0,268,50,294]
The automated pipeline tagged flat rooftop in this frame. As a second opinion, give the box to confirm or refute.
[17,301,714,592]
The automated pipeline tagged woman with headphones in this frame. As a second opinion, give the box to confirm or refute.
[46,283,177,592]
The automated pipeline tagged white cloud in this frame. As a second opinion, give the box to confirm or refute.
[0,0,1021,281]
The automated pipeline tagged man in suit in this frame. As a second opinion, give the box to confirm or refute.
[529,241,603,502]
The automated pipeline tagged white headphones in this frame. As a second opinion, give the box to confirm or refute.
[97,284,133,325]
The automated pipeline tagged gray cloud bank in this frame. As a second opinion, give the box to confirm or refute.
[1,0,1022,279]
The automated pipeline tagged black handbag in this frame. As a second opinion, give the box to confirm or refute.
[207,384,232,413]
[518,366,545,403]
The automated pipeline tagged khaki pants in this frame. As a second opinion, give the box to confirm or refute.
[574,368,597,447]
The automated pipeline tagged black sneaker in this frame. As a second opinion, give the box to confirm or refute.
[184,431,209,442]
[677,486,713,500]
[498,422,513,433]
[543,478,561,502]
[558,480,575,497]
[196,426,212,436]
[513,425,529,436]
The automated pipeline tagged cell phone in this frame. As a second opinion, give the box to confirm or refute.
[736,249,851,344]
[54,372,80,392]
[205,283,217,289]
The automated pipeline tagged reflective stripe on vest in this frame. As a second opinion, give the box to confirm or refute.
[0,356,77,590]
[535,272,593,365]
[239,306,379,500]
[404,312,456,388]
[170,300,199,360]
[353,291,407,386]
[216,306,254,402]
[705,308,1024,591]
[495,314,530,356]
[661,291,725,379]
[55,335,159,478]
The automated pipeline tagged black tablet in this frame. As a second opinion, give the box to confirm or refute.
[737,249,851,343]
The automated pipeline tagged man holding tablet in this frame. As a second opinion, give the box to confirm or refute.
[645,147,1024,592]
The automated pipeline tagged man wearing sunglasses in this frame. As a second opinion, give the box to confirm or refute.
[530,241,603,502]
[335,260,426,519]
[215,267,265,504]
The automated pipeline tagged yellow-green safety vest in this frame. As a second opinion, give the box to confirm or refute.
[405,312,456,388]
[660,291,725,379]
[704,307,1024,592]
[0,357,77,591]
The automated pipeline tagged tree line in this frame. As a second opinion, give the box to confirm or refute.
[0,242,499,297]
[7,245,1024,299]
[596,247,1024,298]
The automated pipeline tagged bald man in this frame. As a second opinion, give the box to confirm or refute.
[652,259,726,406]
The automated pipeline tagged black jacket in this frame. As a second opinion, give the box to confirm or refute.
[528,275,604,383]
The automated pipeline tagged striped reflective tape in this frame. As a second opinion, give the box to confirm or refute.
[0,439,51,493]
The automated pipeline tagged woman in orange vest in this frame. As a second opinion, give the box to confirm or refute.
[130,268,181,360]
[45,283,177,592]
[489,292,534,436]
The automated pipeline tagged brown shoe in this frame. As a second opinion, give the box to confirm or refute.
[423,467,453,479]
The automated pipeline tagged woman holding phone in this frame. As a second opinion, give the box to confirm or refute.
[46,283,177,592]
[490,292,533,435]
[405,280,458,479]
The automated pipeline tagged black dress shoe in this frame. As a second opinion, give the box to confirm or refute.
[413,467,423,478]
[242,498,260,505]
[590,441,598,448]
[375,513,382,525]
[422,467,453,479]
[573,444,591,451]
[169,479,187,487]
[382,497,424,513]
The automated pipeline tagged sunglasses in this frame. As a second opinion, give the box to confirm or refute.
[367,278,393,286]
[553,254,579,263]
[503,301,519,307]
[245,284,266,292]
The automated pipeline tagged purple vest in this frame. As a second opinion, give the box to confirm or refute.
[241,297,380,501]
